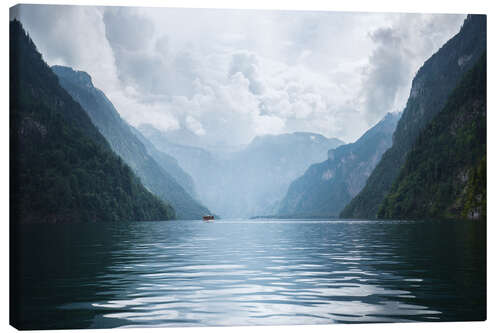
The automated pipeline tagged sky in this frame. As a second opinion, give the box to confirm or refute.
[11,5,466,145]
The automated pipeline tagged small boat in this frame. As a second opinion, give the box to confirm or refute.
[203,215,215,222]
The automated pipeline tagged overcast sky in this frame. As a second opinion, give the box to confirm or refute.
[11,5,465,145]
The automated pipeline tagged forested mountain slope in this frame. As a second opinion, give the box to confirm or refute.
[340,15,486,218]
[53,65,209,219]
[10,20,174,224]
[378,53,486,220]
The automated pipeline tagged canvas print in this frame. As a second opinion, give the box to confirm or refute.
[10,4,486,330]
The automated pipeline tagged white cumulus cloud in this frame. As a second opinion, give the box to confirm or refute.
[12,5,466,145]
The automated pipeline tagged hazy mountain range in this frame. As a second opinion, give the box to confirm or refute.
[52,65,210,220]
[139,126,344,218]
[278,112,400,218]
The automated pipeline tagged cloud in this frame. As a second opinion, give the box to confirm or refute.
[229,52,264,95]
[11,4,119,92]
[361,26,412,122]
[103,8,155,51]
[13,5,465,145]
[358,13,467,123]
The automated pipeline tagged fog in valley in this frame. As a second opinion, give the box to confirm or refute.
[139,125,344,217]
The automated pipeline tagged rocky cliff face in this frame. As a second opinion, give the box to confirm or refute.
[378,53,486,220]
[340,14,486,219]
[278,112,400,218]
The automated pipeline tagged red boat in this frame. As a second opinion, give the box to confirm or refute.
[203,215,215,221]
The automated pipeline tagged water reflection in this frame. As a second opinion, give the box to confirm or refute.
[12,219,485,329]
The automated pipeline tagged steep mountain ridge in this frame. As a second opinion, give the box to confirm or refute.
[340,14,486,218]
[10,19,174,223]
[378,53,486,220]
[52,65,209,219]
[278,112,400,217]
[127,125,198,198]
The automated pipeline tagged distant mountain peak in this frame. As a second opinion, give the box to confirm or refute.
[254,131,328,140]
[278,111,399,218]
[291,131,327,138]
[249,131,344,149]
[52,65,94,88]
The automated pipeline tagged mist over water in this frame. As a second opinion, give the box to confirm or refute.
[13,219,485,329]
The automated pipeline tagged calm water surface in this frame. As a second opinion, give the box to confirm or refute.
[12,219,486,329]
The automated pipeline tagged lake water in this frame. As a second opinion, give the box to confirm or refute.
[12,219,486,329]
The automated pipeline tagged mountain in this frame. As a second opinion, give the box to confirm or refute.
[340,15,486,219]
[127,125,197,198]
[10,19,174,224]
[378,53,486,220]
[139,125,344,218]
[226,132,345,217]
[52,65,209,219]
[278,112,400,218]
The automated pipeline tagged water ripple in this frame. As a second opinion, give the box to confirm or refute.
[16,218,486,329]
